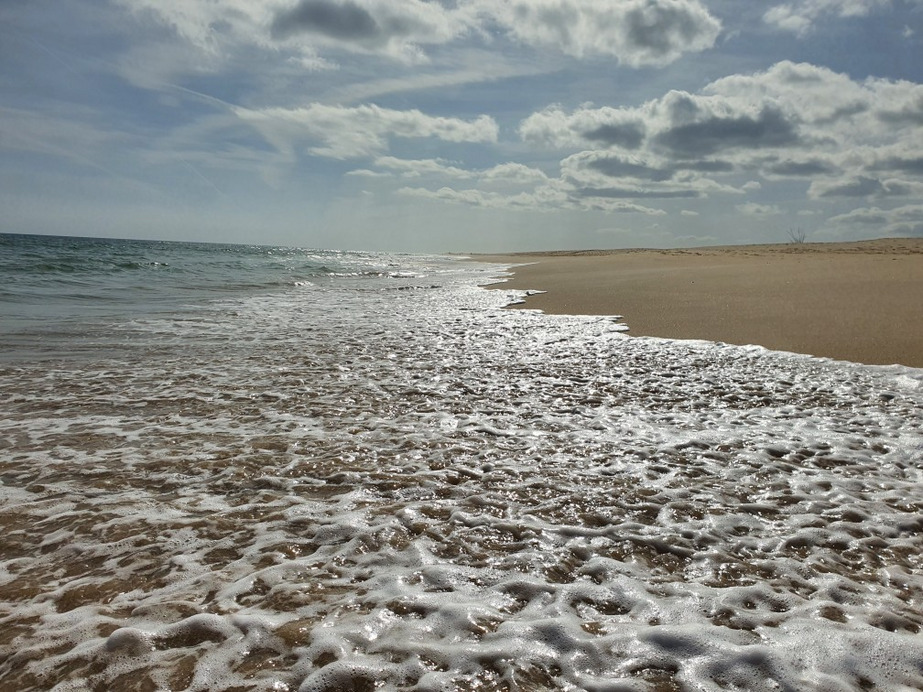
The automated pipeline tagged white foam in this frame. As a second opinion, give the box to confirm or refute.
[0,257,920,690]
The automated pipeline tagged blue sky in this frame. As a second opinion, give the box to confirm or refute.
[2,0,922,251]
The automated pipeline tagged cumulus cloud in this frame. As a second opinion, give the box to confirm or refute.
[808,176,923,199]
[481,162,551,185]
[578,198,670,215]
[269,0,465,59]
[397,186,545,211]
[876,92,923,125]
[118,0,719,66]
[764,158,840,177]
[481,0,721,66]
[651,101,800,157]
[559,150,742,200]
[576,186,701,200]
[355,157,592,214]
[871,154,923,175]
[116,0,466,64]
[396,178,668,215]
[235,103,498,159]
[520,105,648,149]
[736,202,783,216]
[826,204,923,237]
[520,61,923,207]
[704,61,872,124]
[583,122,648,149]
[764,0,892,35]
[271,1,384,41]
[351,157,549,184]
[367,156,475,179]
[521,91,806,160]
[356,153,697,215]
[582,154,675,182]
[102,2,923,223]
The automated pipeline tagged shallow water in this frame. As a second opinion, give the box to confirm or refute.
[1,236,922,690]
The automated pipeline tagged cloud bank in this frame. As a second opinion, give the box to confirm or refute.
[117,0,721,66]
[509,61,923,207]
[481,0,721,65]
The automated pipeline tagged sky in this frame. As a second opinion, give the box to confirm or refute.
[2,1,923,252]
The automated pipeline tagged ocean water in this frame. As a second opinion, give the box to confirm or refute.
[1,233,922,691]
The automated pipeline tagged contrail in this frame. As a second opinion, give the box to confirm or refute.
[179,158,230,200]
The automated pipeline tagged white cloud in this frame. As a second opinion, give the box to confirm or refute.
[348,157,550,188]
[351,156,656,217]
[559,149,741,200]
[647,93,801,158]
[397,181,667,215]
[736,202,783,216]
[235,103,498,159]
[525,61,923,155]
[328,59,922,225]
[522,88,804,162]
[269,0,471,61]
[520,105,648,150]
[808,176,923,199]
[827,206,890,226]
[481,162,551,185]
[326,58,545,104]
[825,204,923,237]
[370,156,475,179]
[366,157,550,185]
[397,186,545,211]
[111,0,336,87]
[520,61,923,207]
[344,168,389,178]
[115,0,275,54]
[479,0,720,66]
[115,0,720,67]
[764,0,892,35]
[115,0,470,64]
[704,61,865,125]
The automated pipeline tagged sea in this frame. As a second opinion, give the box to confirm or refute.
[1,232,922,691]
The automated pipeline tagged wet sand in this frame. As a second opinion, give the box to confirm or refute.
[478,238,923,368]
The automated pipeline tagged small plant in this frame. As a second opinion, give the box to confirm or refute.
[787,226,807,244]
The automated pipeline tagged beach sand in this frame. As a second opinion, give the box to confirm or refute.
[479,238,923,368]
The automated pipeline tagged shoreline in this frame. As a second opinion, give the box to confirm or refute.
[475,238,923,368]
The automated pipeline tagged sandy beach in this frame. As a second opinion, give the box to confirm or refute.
[480,238,923,368]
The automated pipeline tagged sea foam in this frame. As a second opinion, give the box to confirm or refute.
[0,257,921,690]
